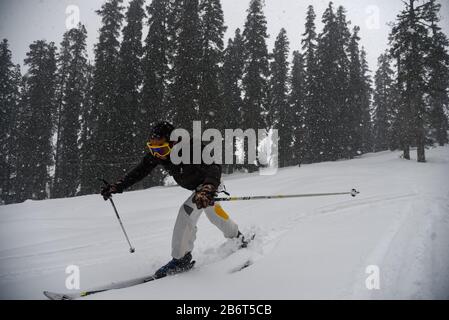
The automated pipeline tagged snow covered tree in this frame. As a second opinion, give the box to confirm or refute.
[222,29,245,173]
[301,5,320,163]
[289,51,306,166]
[359,47,374,153]
[333,5,352,159]
[426,0,449,146]
[389,0,431,162]
[14,40,57,202]
[198,0,226,131]
[52,32,72,198]
[373,53,397,151]
[138,0,176,189]
[242,0,269,131]
[316,3,351,161]
[52,24,89,199]
[241,0,270,171]
[223,28,244,130]
[115,0,145,177]
[170,0,202,132]
[81,0,124,193]
[0,39,21,204]
[141,0,171,136]
[79,64,95,195]
[315,3,336,162]
[268,28,291,167]
[346,26,363,158]
[347,27,373,157]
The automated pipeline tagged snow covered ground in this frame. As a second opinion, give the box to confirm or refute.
[1,146,449,300]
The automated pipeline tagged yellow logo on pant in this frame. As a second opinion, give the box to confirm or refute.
[214,203,229,220]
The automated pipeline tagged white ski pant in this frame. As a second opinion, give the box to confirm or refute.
[171,192,239,259]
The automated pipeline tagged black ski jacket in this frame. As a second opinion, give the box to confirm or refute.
[117,140,221,191]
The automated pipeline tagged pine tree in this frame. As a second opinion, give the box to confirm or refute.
[198,0,226,131]
[334,5,352,159]
[389,0,430,162]
[347,27,373,157]
[7,65,22,203]
[52,24,89,198]
[82,0,124,193]
[166,0,184,61]
[222,29,245,173]
[268,28,291,167]
[316,3,351,161]
[301,5,320,163]
[12,77,31,202]
[316,3,336,161]
[140,0,183,133]
[115,0,145,178]
[426,0,449,146]
[388,83,402,151]
[373,53,396,151]
[53,32,72,198]
[14,40,57,201]
[347,26,363,158]
[242,0,270,171]
[223,29,245,130]
[289,51,306,166]
[162,0,185,121]
[79,63,96,195]
[360,47,374,153]
[141,0,171,136]
[0,39,21,204]
[138,0,174,189]
[242,0,269,131]
[170,0,202,132]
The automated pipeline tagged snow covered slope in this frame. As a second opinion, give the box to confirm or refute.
[1,147,449,300]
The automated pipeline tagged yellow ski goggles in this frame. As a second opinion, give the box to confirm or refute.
[147,142,172,157]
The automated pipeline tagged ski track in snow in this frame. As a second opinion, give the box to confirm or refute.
[0,147,449,299]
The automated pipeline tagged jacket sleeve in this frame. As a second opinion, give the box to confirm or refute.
[116,154,158,191]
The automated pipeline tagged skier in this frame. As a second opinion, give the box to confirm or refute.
[100,121,248,278]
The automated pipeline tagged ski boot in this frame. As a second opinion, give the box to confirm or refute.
[154,252,195,279]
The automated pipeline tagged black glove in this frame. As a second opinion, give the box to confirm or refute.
[193,184,217,209]
[100,182,123,201]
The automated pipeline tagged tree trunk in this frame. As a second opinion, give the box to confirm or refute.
[417,144,425,162]
[403,144,410,160]
[416,127,426,162]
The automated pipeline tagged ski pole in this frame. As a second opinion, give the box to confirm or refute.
[100,179,135,254]
[214,189,360,202]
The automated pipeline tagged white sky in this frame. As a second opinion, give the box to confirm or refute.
[1,0,449,73]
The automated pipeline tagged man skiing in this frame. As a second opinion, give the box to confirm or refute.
[100,121,248,278]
